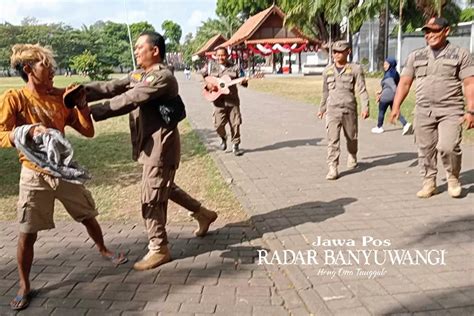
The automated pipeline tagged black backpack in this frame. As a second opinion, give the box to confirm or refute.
[159,94,187,128]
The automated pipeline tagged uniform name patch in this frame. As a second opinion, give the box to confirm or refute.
[145,75,155,83]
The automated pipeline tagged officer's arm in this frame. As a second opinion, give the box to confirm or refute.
[459,49,474,112]
[464,77,474,112]
[319,72,329,114]
[356,67,369,114]
[464,76,474,129]
[392,76,413,115]
[90,72,170,121]
[84,76,131,102]
[355,67,369,114]
[391,53,415,121]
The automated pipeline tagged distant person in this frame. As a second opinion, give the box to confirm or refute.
[0,44,126,311]
[184,66,191,80]
[202,47,247,156]
[390,17,474,198]
[317,40,369,180]
[372,57,412,135]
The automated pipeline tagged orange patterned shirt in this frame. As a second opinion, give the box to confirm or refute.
[0,87,94,173]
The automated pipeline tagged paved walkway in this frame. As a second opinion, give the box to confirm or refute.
[0,73,472,315]
[179,73,473,315]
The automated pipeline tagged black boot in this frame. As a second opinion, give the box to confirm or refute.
[219,137,227,151]
[232,144,243,156]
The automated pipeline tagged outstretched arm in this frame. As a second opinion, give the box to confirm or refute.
[390,76,413,124]
[85,76,131,102]
[89,72,172,121]
[356,67,369,119]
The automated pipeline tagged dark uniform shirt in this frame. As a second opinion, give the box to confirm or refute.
[401,42,474,116]
[85,63,180,168]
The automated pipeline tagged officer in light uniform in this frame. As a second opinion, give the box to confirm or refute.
[318,40,370,180]
[390,17,474,198]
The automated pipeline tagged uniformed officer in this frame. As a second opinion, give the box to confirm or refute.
[317,40,370,180]
[390,17,474,198]
[82,31,217,270]
[202,47,248,156]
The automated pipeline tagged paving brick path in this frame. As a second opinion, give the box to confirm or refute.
[179,73,473,315]
[1,73,472,315]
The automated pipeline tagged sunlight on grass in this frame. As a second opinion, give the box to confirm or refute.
[249,76,473,141]
[0,76,246,223]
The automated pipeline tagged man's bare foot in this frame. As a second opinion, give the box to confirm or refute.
[10,287,34,311]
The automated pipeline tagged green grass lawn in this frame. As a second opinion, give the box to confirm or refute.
[0,75,246,224]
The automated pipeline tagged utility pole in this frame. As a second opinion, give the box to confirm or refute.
[384,0,389,59]
[397,0,403,71]
[369,20,374,72]
[124,0,136,70]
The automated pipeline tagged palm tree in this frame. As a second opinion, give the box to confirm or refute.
[415,0,446,17]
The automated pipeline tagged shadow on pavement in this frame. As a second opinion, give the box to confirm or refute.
[404,215,474,248]
[174,198,355,261]
[383,287,474,314]
[243,138,323,153]
[0,198,354,312]
[339,151,418,178]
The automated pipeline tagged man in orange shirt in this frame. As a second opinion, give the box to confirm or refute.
[0,44,126,311]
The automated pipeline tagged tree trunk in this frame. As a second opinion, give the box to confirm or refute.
[376,7,387,71]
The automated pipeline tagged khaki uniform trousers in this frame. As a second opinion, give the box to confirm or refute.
[141,165,176,253]
[213,106,242,144]
[169,184,201,213]
[414,109,463,181]
[326,111,358,166]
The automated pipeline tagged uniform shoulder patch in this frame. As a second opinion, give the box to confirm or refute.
[130,72,144,82]
[142,70,165,86]
[325,66,334,76]
[145,75,155,83]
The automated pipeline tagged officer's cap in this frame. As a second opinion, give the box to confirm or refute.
[421,17,450,32]
[332,40,350,52]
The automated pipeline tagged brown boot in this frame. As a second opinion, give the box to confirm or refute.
[416,178,437,198]
[347,154,358,170]
[191,206,218,237]
[326,165,338,180]
[133,246,171,271]
[447,175,462,198]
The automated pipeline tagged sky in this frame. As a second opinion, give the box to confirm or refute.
[0,0,217,40]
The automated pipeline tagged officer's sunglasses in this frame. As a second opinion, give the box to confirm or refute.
[424,27,445,34]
